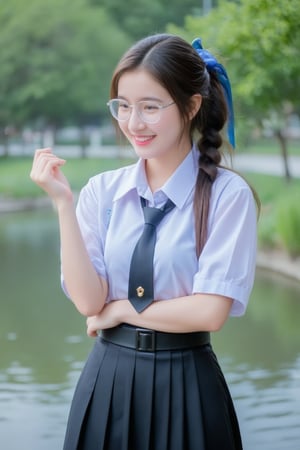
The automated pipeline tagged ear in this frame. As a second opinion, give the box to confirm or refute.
[188,94,202,120]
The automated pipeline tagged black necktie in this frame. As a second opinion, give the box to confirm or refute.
[128,197,175,312]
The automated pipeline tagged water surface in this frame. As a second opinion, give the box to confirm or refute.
[0,210,299,449]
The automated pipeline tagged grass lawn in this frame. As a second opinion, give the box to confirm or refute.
[1,154,300,202]
[0,156,135,198]
[243,172,300,252]
[243,172,300,204]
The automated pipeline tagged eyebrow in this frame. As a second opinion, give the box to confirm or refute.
[117,95,164,102]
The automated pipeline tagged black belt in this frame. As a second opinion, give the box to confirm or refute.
[100,324,210,352]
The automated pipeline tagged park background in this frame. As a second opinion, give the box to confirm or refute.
[0,0,300,449]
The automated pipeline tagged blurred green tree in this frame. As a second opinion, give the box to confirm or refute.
[0,0,131,153]
[170,0,300,180]
[92,0,207,40]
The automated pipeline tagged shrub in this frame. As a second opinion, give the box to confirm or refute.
[276,189,300,257]
[258,205,278,249]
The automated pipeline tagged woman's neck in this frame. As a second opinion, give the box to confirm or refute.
[145,142,192,192]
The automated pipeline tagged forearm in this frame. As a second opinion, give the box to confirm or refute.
[119,294,233,333]
[57,199,107,316]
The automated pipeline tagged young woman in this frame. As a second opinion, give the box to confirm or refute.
[31,34,258,450]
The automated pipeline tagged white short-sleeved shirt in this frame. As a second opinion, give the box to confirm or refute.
[63,146,257,316]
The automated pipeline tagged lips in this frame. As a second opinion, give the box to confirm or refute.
[133,135,155,146]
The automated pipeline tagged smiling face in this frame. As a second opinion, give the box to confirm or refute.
[116,69,193,166]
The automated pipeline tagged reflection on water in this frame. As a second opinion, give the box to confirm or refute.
[1,210,300,449]
[214,271,300,449]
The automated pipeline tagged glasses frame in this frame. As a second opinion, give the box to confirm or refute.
[107,99,175,124]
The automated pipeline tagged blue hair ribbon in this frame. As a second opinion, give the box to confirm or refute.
[192,38,235,148]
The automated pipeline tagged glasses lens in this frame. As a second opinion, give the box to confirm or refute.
[139,101,161,123]
[109,100,130,121]
[107,99,165,123]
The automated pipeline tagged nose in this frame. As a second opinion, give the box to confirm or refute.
[127,106,146,131]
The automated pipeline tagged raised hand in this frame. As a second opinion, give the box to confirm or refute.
[30,148,73,205]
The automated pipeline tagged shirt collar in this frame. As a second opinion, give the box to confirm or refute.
[161,146,198,209]
[112,158,147,201]
[113,145,198,209]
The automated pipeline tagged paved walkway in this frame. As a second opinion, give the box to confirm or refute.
[232,153,300,178]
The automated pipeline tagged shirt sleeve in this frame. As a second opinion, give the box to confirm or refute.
[77,178,108,280]
[61,177,108,297]
[193,177,257,316]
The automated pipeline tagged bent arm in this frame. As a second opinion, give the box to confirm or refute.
[58,199,108,316]
[121,294,233,332]
[87,294,233,336]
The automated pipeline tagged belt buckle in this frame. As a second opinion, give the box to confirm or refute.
[135,329,156,352]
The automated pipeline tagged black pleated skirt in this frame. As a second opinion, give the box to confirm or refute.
[63,329,243,450]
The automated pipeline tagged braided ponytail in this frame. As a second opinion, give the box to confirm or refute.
[193,71,228,256]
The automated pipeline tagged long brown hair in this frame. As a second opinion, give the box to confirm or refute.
[110,34,258,257]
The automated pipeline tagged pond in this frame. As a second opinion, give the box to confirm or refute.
[0,209,300,450]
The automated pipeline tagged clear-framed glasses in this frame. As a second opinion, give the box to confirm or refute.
[107,99,175,124]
